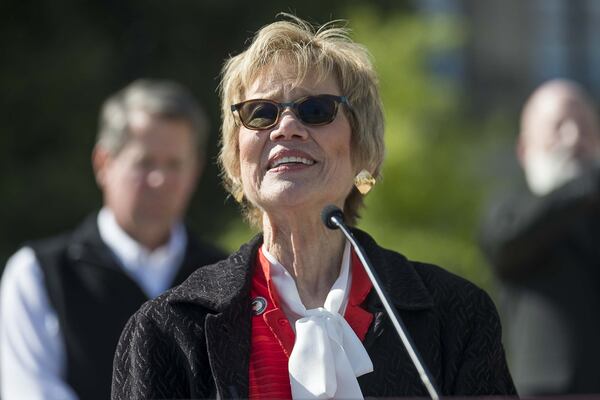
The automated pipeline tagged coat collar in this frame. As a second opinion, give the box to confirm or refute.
[352,229,434,310]
[166,229,433,312]
[164,230,434,399]
[165,234,262,310]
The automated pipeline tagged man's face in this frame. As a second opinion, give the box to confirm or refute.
[522,96,600,159]
[520,90,600,195]
[94,111,200,245]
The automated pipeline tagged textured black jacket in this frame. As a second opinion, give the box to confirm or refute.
[28,213,226,400]
[112,230,516,399]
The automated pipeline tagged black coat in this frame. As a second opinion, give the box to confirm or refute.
[112,230,516,399]
[479,168,600,394]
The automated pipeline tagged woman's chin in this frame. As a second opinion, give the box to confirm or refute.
[260,193,342,220]
[261,191,313,211]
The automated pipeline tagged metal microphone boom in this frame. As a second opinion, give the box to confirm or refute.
[321,205,440,400]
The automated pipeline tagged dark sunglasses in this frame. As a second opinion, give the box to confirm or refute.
[231,94,350,130]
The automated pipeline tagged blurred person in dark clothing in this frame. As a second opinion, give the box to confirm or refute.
[480,79,600,395]
[0,79,225,400]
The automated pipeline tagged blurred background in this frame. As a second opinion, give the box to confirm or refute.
[2,0,599,292]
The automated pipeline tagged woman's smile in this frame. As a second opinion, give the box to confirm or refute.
[267,149,317,172]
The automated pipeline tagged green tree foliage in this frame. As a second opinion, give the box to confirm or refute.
[348,8,494,289]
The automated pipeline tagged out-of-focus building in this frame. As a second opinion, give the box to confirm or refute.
[417,0,600,114]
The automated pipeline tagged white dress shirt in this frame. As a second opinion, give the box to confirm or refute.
[0,207,187,400]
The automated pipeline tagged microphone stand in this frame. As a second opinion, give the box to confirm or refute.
[322,205,440,400]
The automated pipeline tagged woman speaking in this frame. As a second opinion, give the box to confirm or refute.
[112,14,516,399]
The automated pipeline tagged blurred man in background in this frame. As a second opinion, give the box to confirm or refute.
[480,79,600,395]
[0,79,225,400]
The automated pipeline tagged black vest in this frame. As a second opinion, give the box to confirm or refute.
[30,214,225,400]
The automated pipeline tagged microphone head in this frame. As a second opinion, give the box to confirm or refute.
[321,205,344,230]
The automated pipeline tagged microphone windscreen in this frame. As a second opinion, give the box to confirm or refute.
[321,205,344,230]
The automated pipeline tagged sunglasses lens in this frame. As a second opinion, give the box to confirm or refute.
[235,95,344,130]
[238,101,278,129]
[298,96,337,125]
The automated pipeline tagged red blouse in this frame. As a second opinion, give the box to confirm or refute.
[248,247,374,399]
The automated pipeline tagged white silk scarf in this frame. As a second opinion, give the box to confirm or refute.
[262,242,373,399]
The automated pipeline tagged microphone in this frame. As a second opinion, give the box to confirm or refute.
[321,205,440,400]
[322,204,345,229]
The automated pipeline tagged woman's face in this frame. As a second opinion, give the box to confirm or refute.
[237,67,355,218]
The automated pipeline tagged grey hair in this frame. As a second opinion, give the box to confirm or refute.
[98,79,209,156]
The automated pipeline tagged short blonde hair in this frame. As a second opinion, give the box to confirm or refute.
[218,14,385,227]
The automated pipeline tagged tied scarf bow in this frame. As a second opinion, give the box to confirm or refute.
[264,242,374,399]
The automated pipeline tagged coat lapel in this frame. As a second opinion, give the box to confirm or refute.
[351,229,441,394]
[351,228,435,350]
[167,234,263,399]
[205,304,252,399]
[352,229,434,311]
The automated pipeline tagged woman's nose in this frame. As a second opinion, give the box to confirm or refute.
[269,110,309,141]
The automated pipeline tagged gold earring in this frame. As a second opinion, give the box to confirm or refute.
[354,169,376,194]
